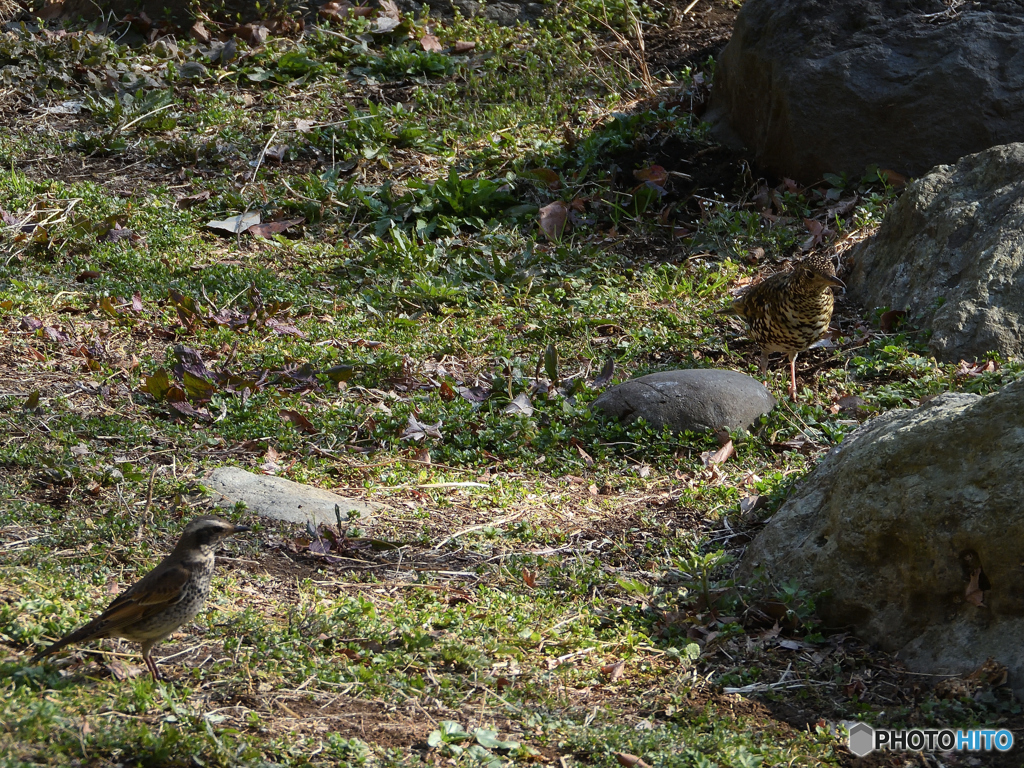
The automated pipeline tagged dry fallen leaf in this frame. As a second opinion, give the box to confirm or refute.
[248,218,304,239]
[207,211,260,235]
[844,679,866,698]
[879,308,907,333]
[615,754,653,768]
[503,392,534,416]
[538,201,568,241]
[190,21,211,43]
[318,0,351,21]
[633,164,668,186]
[968,658,1007,686]
[802,217,825,250]
[955,359,998,377]
[401,414,443,441]
[279,408,318,434]
[530,167,561,190]
[601,659,626,682]
[419,33,442,52]
[106,659,144,681]
[702,439,734,467]
[879,168,907,187]
[373,16,401,32]
[575,443,594,466]
[176,190,211,208]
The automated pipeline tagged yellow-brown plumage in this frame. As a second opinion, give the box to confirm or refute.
[723,254,844,399]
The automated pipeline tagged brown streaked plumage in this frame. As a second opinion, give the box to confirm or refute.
[722,254,844,399]
[31,516,248,680]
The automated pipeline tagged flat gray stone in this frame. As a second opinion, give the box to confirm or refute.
[205,467,377,527]
[592,369,775,433]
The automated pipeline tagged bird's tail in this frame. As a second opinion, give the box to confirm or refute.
[31,635,75,663]
[30,620,104,662]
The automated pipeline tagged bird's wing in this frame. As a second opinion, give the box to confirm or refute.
[94,562,190,630]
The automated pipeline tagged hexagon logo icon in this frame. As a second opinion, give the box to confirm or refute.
[847,722,875,757]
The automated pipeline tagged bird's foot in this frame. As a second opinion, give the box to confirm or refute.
[145,659,165,682]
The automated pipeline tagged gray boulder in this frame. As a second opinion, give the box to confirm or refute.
[707,0,1024,183]
[738,377,1024,696]
[846,143,1024,363]
[205,467,377,527]
[592,369,775,433]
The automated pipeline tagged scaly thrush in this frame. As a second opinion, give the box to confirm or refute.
[723,254,844,399]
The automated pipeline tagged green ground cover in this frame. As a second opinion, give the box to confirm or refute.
[0,1,1021,765]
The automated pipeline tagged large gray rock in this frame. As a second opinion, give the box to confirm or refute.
[592,369,775,433]
[707,0,1024,183]
[738,377,1024,696]
[846,143,1024,363]
[205,467,377,527]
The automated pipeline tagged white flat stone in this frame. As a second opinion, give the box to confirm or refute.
[204,466,377,527]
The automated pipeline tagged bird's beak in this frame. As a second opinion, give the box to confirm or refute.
[826,275,846,292]
[232,524,251,533]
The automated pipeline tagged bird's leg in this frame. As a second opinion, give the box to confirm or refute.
[141,643,163,681]
[758,349,769,374]
[788,353,798,400]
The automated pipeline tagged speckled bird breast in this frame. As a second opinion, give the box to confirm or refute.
[118,560,215,642]
[738,286,835,355]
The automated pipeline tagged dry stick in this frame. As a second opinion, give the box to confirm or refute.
[315,26,364,46]
[573,24,647,95]
[433,517,515,549]
[580,0,655,95]
[682,0,701,13]
[348,456,483,475]
[249,114,380,187]
[143,465,157,521]
[119,102,176,134]
[622,0,653,94]
[248,128,280,187]
[779,398,827,446]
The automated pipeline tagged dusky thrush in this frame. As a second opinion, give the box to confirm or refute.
[722,254,845,399]
[31,516,248,680]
